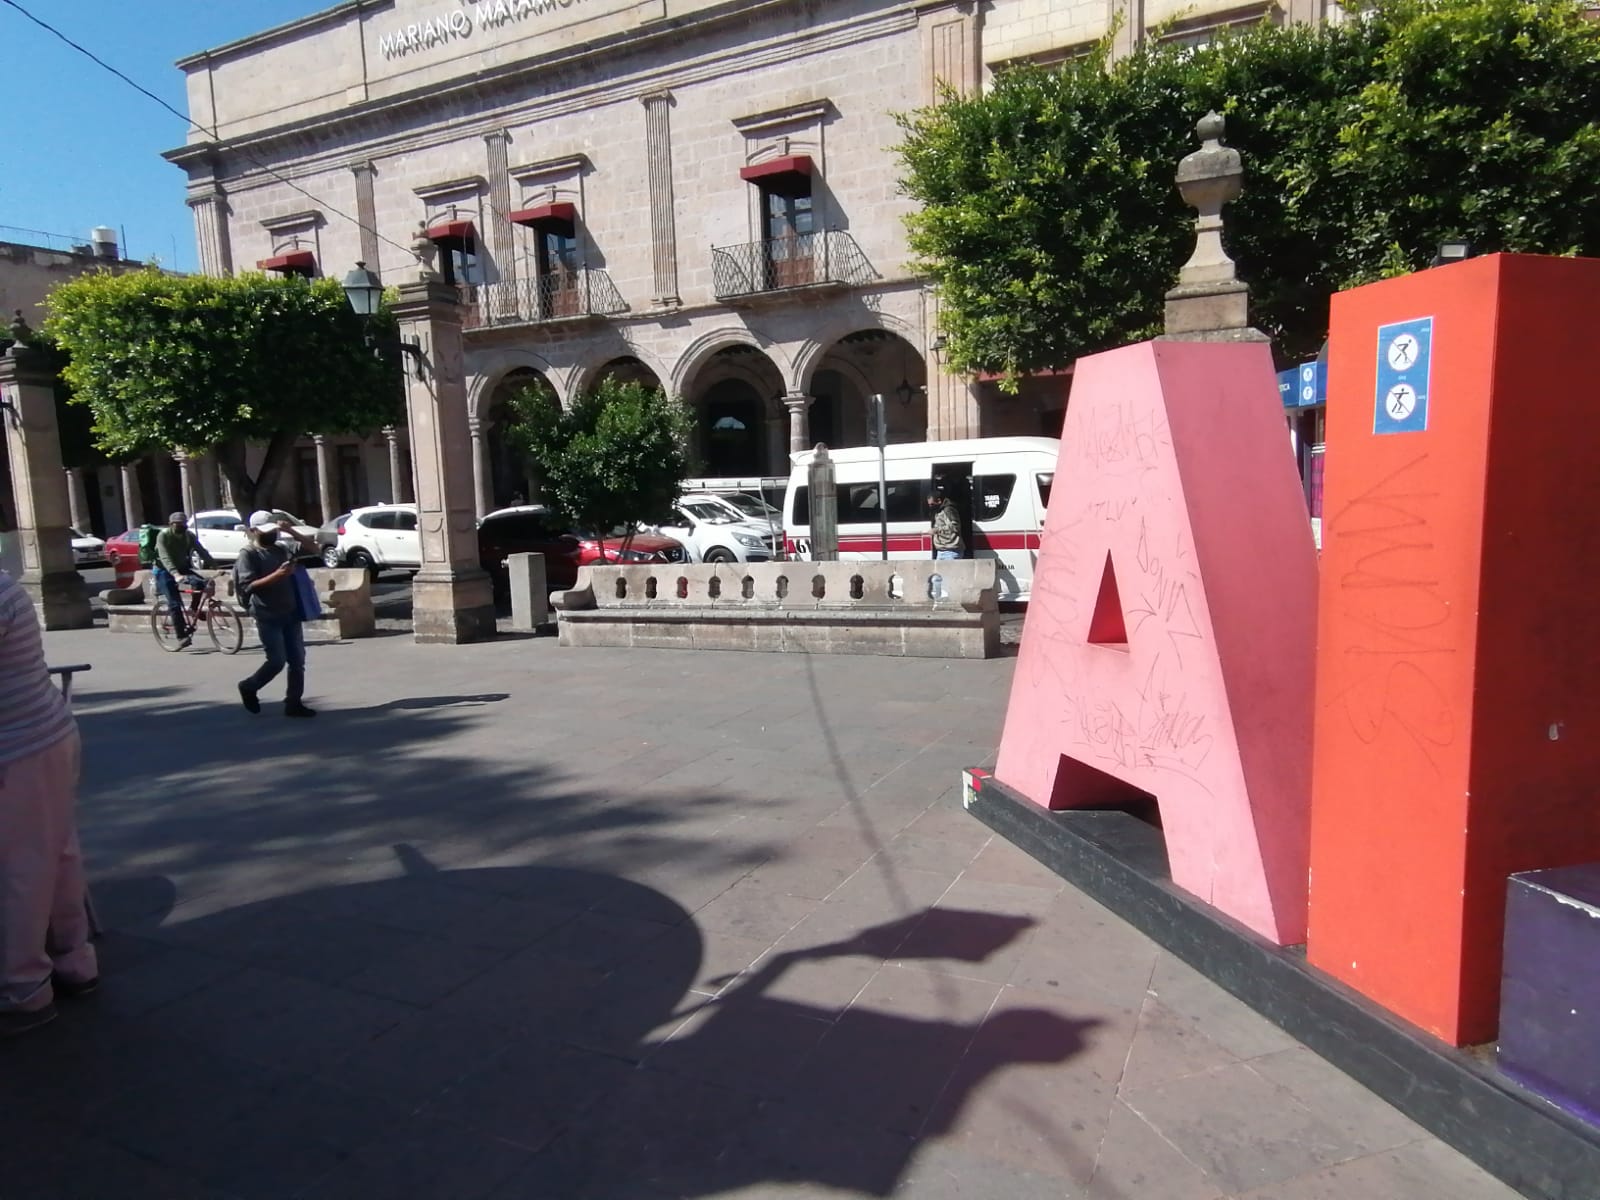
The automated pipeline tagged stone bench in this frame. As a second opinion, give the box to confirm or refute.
[552,560,1001,658]
[105,568,375,642]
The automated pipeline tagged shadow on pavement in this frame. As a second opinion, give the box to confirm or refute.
[0,848,1097,1199]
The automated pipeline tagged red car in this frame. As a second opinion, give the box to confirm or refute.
[104,530,143,589]
[477,505,686,591]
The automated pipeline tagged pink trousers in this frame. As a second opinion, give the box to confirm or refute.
[0,729,97,1012]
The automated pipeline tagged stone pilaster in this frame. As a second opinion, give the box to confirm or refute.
[642,92,680,305]
[1109,0,1146,60]
[484,131,517,309]
[351,162,381,274]
[389,279,496,644]
[918,0,982,104]
[187,184,234,277]
[0,337,92,628]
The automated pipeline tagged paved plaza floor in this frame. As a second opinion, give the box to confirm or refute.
[2,625,1524,1199]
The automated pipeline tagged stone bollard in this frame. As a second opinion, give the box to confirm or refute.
[508,552,548,631]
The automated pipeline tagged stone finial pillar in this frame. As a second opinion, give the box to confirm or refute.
[467,417,492,519]
[0,319,92,628]
[313,435,338,524]
[119,462,141,530]
[64,467,88,531]
[390,278,496,643]
[383,425,411,503]
[783,393,813,454]
[1162,112,1267,344]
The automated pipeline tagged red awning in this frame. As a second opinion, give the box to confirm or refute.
[425,219,476,241]
[509,202,578,227]
[739,154,814,183]
[256,250,316,272]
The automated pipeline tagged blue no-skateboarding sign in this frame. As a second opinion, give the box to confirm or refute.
[1374,316,1433,435]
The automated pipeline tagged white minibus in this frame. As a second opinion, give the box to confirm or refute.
[783,437,1059,601]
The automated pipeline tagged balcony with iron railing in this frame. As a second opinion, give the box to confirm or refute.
[710,230,876,303]
[460,268,627,331]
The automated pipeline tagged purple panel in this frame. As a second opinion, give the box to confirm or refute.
[1498,864,1600,1129]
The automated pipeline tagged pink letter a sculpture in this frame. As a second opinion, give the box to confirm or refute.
[994,340,1318,944]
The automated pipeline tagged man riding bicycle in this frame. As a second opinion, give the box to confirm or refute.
[153,512,217,650]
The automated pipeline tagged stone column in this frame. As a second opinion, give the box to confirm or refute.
[64,467,88,531]
[119,462,141,530]
[0,329,92,628]
[642,92,681,306]
[390,276,496,644]
[175,452,199,516]
[468,417,492,519]
[783,393,812,454]
[313,435,338,523]
[383,425,412,503]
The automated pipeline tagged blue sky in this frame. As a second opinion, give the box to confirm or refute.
[0,1,330,273]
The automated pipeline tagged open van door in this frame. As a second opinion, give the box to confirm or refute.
[931,462,975,558]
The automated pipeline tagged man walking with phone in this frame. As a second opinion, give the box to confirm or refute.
[234,510,319,718]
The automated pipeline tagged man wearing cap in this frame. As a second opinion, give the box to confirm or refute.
[153,512,217,650]
[234,511,320,719]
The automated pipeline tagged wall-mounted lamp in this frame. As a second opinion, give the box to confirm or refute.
[930,333,948,361]
[341,262,426,380]
[894,341,923,406]
[1431,239,1473,268]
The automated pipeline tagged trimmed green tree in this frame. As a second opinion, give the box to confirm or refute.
[898,0,1600,376]
[505,378,692,554]
[44,268,402,512]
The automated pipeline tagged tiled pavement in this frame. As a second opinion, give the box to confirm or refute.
[2,627,1524,1199]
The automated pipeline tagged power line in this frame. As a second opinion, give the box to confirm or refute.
[0,0,418,269]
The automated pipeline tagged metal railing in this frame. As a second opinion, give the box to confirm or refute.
[460,268,628,331]
[710,230,876,301]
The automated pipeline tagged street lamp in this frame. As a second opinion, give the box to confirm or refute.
[341,261,425,379]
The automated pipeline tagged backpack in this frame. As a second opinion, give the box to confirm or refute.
[137,524,161,566]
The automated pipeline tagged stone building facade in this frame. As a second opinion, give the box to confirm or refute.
[167,0,1339,521]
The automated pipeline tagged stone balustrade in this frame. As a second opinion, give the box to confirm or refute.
[552,559,1001,658]
[104,567,375,642]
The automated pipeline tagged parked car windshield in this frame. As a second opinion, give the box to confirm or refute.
[719,493,780,521]
[680,501,738,524]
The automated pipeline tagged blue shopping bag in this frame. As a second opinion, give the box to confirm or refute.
[292,568,323,621]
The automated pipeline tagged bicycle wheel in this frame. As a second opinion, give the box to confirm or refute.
[151,600,184,652]
[206,600,245,655]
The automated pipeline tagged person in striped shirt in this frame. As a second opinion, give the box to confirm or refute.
[0,570,98,1038]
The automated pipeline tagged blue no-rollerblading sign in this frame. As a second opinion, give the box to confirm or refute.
[1374,316,1433,435]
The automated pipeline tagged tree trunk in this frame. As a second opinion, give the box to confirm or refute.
[214,430,301,515]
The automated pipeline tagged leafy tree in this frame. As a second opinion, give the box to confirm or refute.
[898,0,1600,376]
[44,269,401,511]
[505,378,692,554]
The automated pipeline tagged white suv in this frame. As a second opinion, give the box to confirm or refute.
[645,494,779,563]
[335,503,420,576]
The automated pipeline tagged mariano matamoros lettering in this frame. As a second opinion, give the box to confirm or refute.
[378,0,591,60]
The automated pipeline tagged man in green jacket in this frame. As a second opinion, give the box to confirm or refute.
[153,512,216,649]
